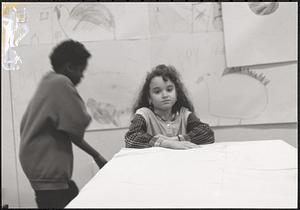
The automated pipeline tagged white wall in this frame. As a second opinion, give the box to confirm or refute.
[213,123,297,147]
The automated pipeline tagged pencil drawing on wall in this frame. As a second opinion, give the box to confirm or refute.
[7,2,297,130]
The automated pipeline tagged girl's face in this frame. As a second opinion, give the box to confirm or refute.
[149,76,177,112]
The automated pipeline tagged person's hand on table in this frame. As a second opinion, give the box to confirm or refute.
[164,140,199,150]
[155,134,199,150]
[93,154,107,169]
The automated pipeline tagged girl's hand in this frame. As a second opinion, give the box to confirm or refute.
[160,139,199,150]
[154,134,175,141]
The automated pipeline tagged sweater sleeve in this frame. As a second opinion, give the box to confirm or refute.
[125,114,158,148]
[183,113,215,145]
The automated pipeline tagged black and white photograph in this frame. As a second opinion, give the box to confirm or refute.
[1,1,298,208]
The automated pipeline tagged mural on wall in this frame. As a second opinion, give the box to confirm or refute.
[76,40,151,130]
[86,98,123,127]
[6,2,297,131]
[222,2,297,67]
[200,67,270,125]
[54,3,116,41]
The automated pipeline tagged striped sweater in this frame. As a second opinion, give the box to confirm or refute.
[125,107,215,148]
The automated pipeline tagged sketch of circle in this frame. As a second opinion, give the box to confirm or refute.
[208,73,268,119]
[248,2,279,15]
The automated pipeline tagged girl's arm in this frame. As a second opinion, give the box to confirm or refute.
[125,114,156,148]
[125,114,199,149]
[183,113,215,145]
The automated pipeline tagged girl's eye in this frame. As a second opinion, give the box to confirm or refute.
[167,87,174,92]
[153,90,160,94]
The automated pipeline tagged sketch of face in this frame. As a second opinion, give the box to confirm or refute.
[65,62,87,86]
[149,76,177,113]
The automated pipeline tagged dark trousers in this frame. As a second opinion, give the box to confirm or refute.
[34,180,79,209]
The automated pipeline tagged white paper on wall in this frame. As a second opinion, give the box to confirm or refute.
[77,40,151,130]
[7,2,297,131]
[222,2,297,67]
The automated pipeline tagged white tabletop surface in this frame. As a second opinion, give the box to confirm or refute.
[67,140,297,208]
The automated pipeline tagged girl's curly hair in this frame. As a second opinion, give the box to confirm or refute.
[132,64,194,114]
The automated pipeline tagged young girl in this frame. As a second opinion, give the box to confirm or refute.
[125,64,215,149]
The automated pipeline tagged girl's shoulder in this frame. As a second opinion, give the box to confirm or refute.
[135,107,155,125]
[135,107,154,116]
[179,106,192,115]
[178,106,192,121]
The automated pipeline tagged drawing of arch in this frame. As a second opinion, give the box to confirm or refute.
[54,3,116,40]
[198,67,270,125]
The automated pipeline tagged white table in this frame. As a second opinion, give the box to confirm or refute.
[67,140,297,208]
